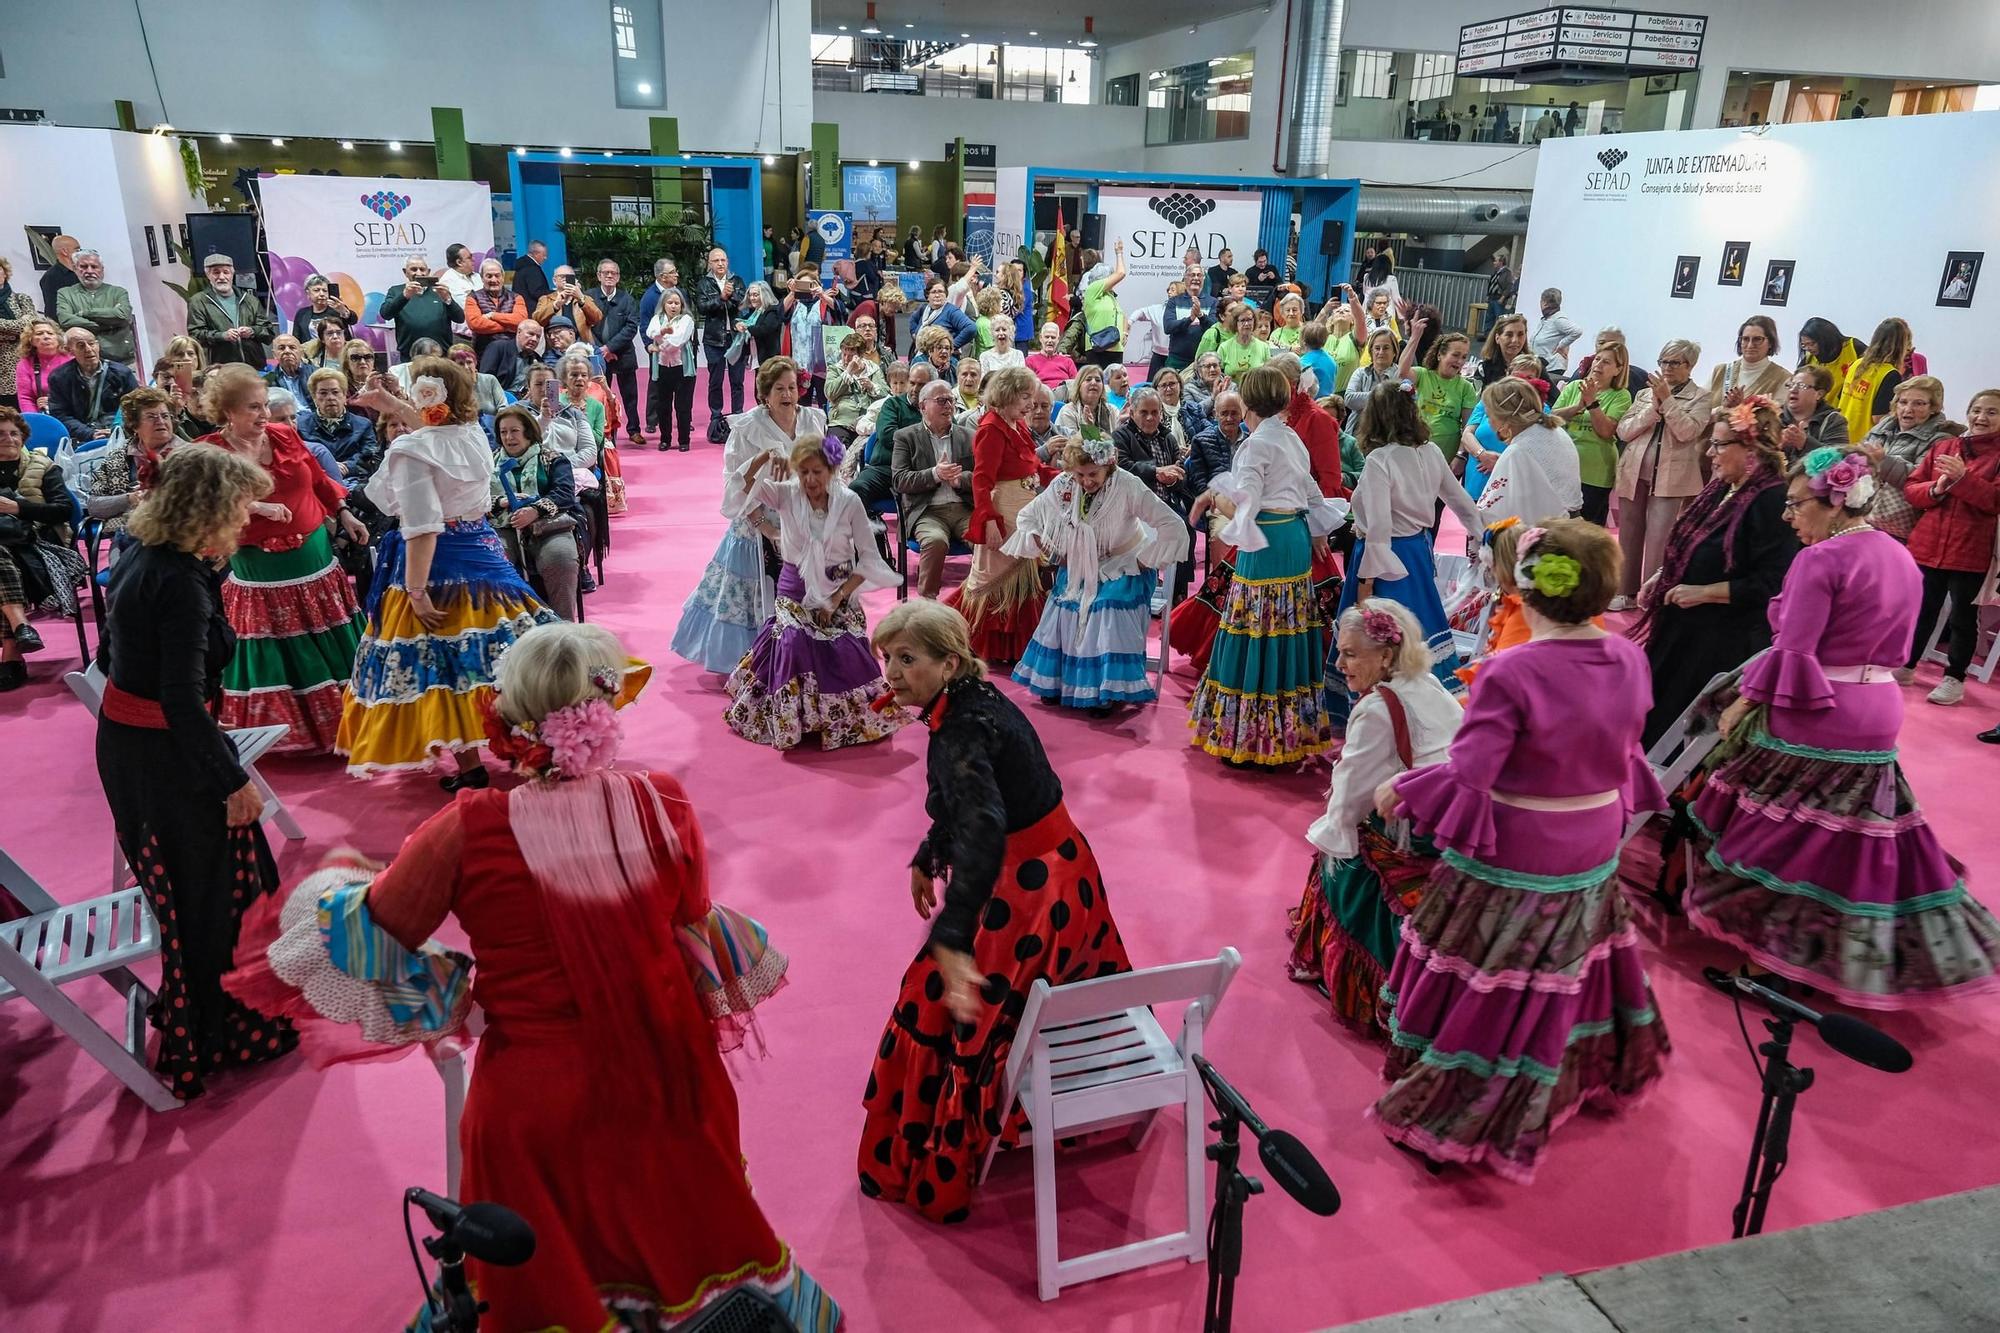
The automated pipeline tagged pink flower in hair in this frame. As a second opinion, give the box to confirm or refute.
[1359,606,1404,645]
[1822,455,1867,494]
[538,697,621,777]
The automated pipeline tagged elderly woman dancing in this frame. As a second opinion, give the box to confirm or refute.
[1685,448,2000,1006]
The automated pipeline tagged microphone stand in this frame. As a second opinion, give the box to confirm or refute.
[1731,1008,1813,1239]
[1201,1098,1261,1333]
[424,1228,484,1333]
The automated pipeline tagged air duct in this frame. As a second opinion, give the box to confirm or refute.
[1283,0,1347,177]
[1355,188,1534,236]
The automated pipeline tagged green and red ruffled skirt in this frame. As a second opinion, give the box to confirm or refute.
[221,528,363,753]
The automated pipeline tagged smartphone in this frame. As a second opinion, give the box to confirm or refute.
[417,275,438,288]
[543,382,559,412]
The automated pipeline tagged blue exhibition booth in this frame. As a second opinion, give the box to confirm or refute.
[506,151,764,276]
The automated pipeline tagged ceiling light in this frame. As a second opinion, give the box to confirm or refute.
[907,159,920,169]
[388,141,402,151]
[904,22,914,28]
[515,146,527,156]
[869,158,880,166]
[602,150,615,158]
[270,137,285,146]
[1029,30,1038,36]
[763,153,776,165]
[559,146,573,157]
[340,140,354,150]
[860,4,880,35]
[218,133,233,144]
[1078,15,1098,48]
[961,32,969,38]
[1069,69,1077,84]
[1209,58,1225,66]
[837,24,847,30]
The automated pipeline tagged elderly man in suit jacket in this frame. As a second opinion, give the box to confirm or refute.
[186,253,278,367]
[891,378,976,598]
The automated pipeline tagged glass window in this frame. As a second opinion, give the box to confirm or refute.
[1331,48,1696,142]
[1105,73,1140,107]
[1146,51,1254,146]
[610,1,663,109]
[808,36,1093,104]
[1719,70,1999,126]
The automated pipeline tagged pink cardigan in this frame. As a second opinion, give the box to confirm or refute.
[16,351,71,412]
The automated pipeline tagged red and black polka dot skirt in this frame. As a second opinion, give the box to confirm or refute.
[857,802,1130,1222]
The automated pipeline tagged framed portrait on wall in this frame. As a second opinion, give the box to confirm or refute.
[1671,255,1699,299]
[1761,260,1795,307]
[144,226,160,268]
[1719,240,1749,286]
[1937,252,1982,308]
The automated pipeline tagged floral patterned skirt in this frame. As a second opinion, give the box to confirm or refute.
[723,563,905,751]
[1187,511,1331,765]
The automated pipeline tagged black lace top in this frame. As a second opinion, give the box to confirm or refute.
[912,679,1063,953]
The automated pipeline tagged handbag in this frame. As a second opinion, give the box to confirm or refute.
[0,512,32,546]
[1089,324,1120,351]
[529,512,577,540]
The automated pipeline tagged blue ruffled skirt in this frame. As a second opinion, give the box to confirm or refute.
[1014,568,1156,706]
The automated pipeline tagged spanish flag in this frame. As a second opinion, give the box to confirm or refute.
[1047,205,1070,326]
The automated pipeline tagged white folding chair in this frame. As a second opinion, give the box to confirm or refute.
[436,1047,468,1198]
[983,947,1242,1301]
[63,663,305,890]
[0,847,179,1111]
[1919,594,2000,685]
[1625,669,1731,845]
[1148,567,1178,699]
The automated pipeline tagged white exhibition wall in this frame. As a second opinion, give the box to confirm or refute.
[1523,113,2000,404]
[0,126,206,371]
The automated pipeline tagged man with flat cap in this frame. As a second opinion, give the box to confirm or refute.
[186,252,278,367]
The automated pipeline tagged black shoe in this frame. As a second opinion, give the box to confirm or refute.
[706,422,727,444]
[438,763,491,793]
[579,571,598,594]
[678,441,690,452]
[658,442,670,451]
[10,623,43,654]
[1979,725,2000,745]
[0,660,24,691]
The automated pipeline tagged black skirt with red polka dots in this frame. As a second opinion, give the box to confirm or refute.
[98,720,297,1101]
[858,802,1130,1223]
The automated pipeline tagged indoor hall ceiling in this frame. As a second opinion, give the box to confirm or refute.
[807,1,1270,48]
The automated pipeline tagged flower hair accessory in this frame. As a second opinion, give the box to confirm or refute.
[479,690,623,781]
[411,374,453,427]
[1802,447,1876,510]
[1727,393,1775,437]
[1077,430,1117,466]
[1513,526,1580,598]
[1359,606,1404,646]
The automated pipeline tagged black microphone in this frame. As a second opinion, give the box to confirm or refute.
[406,1189,538,1267]
[1701,968,1913,1073]
[1192,1056,1340,1216]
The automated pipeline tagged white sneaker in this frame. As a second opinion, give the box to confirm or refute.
[1892,667,1916,686]
[1607,596,1635,612]
[1927,677,1965,706]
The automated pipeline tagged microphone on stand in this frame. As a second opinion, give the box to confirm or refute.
[1193,1055,1340,1216]
[1701,968,1912,1073]
[406,1188,538,1267]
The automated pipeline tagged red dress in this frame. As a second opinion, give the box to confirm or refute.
[275,773,840,1331]
[943,413,1057,661]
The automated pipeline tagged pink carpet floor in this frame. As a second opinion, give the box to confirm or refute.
[5,400,2000,1332]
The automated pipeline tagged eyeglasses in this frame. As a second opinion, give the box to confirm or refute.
[1658,359,1689,368]
[1781,497,1812,511]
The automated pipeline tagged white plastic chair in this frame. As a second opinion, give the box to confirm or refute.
[63,663,305,890]
[1625,669,1731,845]
[1919,594,2000,685]
[0,847,179,1111]
[1148,567,1178,699]
[983,947,1242,1301]
[436,1046,468,1198]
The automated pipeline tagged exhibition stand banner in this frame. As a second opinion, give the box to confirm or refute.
[259,174,496,350]
[1524,113,2000,399]
[1095,185,1263,315]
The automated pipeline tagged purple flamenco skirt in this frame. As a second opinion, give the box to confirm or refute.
[1372,805,1670,1184]
[1684,717,2000,1010]
[724,563,907,751]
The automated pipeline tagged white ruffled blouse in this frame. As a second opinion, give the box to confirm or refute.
[746,475,902,609]
[1305,673,1464,858]
[1205,416,1348,553]
[1349,440,1480,580]
[721,404,829,524]
[1002,468,1191,633]
[364,422,494,537]
[1474,421,1582,529]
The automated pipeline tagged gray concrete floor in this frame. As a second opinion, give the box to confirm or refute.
[1330,1185,2000,1332]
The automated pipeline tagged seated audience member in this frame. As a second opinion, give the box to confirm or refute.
[15,316,72,414]
[307,317,349,368]
[1343,329,1401,421]
[1187,389,1248,500]
[826,324,889,448]
[1113,386,1197,597]
[490,404,584,620]
[1901,388,2000,706]
[1861,375,1958,542]
[264,335,314,402]
[892,378,976,598]
[979,315,1025,375]
[952,358,984,420]
[450,341,509,417]
[913,324,958,385]
[543,316,603,376]
[853,362,928,509]
[1026,380,1060,461]
[298,367,383,491]
[266,388,342,480]
[340,341,381,398]
[909,277,977,355]
[87,387,183,541]
[531,264,602,341]
[1779,366,1850,459]
[482,318,549,393]
[1025,320,1078,390]
[48,328,140,441]
[0,405,87,688]
[1185,350,1225,410]
[1630,398,1798,747]
[289,274,357,345]
[463,258,528,358]
[1055,364,1115,437]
